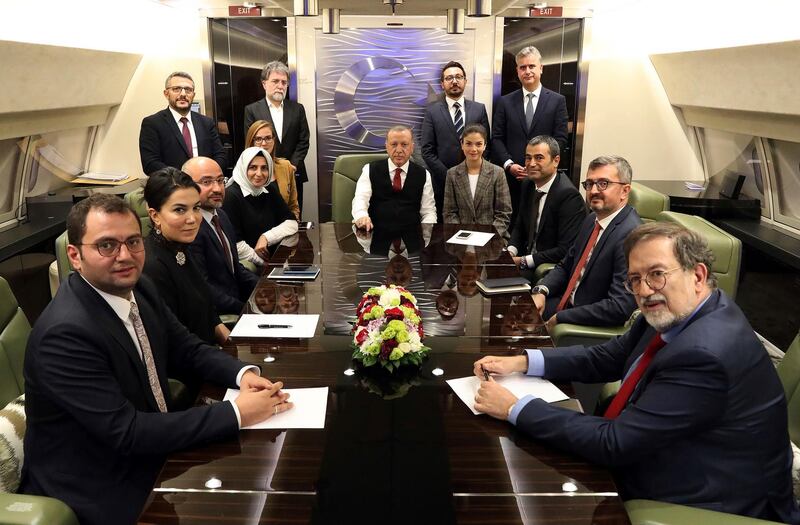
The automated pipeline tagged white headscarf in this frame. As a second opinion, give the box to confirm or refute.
[228,146,275,197]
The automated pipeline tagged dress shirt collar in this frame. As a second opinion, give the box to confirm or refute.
[388,159,411,174]
[200,208,219,227]
[80,274,135,322]
[535,171,557,193]
[445,96,465,111]
[596,204,626,231]
[522,84,543,100]
[266,98,284,110]
[168,106,191,124]
[660,293,713,343]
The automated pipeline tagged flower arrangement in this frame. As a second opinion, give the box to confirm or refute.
[351,285,430,371]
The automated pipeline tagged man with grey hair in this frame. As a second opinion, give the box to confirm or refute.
[139,71,227,175]
[532,154,642,331]
[243,61,310,215]
[491,46,569,223]
[474,221,800,523]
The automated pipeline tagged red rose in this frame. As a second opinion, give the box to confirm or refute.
[355,329,368,344]
[380,338,399,359]
[384,307,404,321]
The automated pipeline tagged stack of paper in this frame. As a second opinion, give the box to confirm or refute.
[230,314,320,338]
[223,387,329,429]
[446,374,569,415]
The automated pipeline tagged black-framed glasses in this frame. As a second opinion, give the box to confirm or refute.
[196,176,227,188]
[166,86,195,94]
[581,179,628,191]
[253,136,274,144]
[624,267,683,294]
[443,74,465,83]
[80,236,145,257]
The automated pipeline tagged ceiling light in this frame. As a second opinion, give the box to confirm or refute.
[294,0,318,16]
[322,8,340,34]
[467,0,491,17]
[447,8,465,34]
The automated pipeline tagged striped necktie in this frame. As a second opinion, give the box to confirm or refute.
[453,101,464,139]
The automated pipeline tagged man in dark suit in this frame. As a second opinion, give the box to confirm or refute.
[492,46,569,218]
[182,156,260,314]
[475,222,800,524]
[533,155,642,331]
[507,135,586,276]
[351,125,437,232]
[20,194,292,525]
[421,61,491,216]
[243,61,310,215]
[139,71,227,175]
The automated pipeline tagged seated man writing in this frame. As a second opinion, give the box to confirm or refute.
[474,222,800,523]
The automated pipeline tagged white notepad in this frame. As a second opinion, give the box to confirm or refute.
[446,374,569,415]
[223,386,329,429]
[230,314,319,338]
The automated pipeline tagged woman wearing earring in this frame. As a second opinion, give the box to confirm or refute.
[246,120,301,220]
[143,167,230,345]
[442,124,512,241]
[224,147,298,266]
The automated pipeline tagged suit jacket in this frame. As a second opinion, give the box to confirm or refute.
[21,273,246,525]
[421,98,491,207]
[491,87,569,212]
[517,290,800,524]
[189,210,260,315]
[540,205,641,325]
[508,172,586,268]
[243,98,310,183]
[442,160,512,241]
[139,108,226,175]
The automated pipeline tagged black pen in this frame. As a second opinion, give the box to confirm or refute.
[258,324,292,329]
[480,364,490,381]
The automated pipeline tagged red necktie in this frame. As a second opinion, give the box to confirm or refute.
[604,333,666,419]
[180,117,193,156]
[210,215,234,273]
[392,167,403,192]
[556,221,601,312]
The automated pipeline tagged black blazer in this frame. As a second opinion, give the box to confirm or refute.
[421,98,491,204]
[138,108,227,175]
[189,210,259,315]
[518,290,800,524]
[243,98,310,183]
[540,205,642,326]
[21,273,245,525]
[508,172,586,268]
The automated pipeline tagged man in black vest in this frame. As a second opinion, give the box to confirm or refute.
[351,125,437,231]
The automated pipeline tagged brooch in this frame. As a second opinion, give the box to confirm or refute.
[175,251,186,266]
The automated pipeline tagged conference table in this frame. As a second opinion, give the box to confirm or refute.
[139,224,630,524]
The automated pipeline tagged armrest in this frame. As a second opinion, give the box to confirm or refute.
[625,499,785,525]
[0,493,79,525]
[533,263,556,282]
[549,322,628,348]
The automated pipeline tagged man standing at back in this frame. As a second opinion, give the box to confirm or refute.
[139,71,227,175]
[507,135,585,277]
[421,61,491,217]
[243,61,310,215]
[492,46,569,219]
[183,156,259,315]
[532,155,642,331]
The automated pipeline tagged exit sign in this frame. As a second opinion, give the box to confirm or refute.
[530,6,563,17]
[229,6,261,16]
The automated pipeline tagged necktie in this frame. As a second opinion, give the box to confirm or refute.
[557,221,601,312]
[453,101,464,139]
[525,93,535,130]
[392,167,403,193]
[211,215,234,273]
[128,302,168,413]
[527,190,545,254]
[179,117,193,156]
[604,333,667,419]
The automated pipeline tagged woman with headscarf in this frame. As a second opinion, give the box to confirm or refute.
[224,147,298,265]
[245,120,301,220]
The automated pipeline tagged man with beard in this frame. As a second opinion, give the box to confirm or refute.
[183,156,259,314]
[421,61,491,217]
[139,71,226,175]
[243,61,310,215]
[472,222,800,524]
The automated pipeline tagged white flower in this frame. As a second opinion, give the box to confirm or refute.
[378,288,401,307]
[408,332,422,352]
[397,342,411,354]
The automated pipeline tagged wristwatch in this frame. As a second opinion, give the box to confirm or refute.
[518,257,529,270]
[531,285,548,296]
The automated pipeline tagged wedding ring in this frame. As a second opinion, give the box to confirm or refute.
[274,405,279,415]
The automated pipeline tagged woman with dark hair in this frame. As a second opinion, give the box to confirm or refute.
[246,120,301,219]
[224,147,298,266]
[442,123,512,241]
[143,167,229,345]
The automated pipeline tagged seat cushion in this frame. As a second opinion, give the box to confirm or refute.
[0,394,25,493]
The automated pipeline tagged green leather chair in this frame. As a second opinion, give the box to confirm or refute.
[0,277,80,525]
[624,330,800,524]
[331,153,388,223]
[629,182,670,222]
[124,186,152,237]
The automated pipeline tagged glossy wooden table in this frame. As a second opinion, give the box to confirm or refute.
[139,224,630,525]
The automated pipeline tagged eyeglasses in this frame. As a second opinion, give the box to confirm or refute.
[581,179,628,191]
[196,176,227,188]
[80,236,145,257]
[253,136,274,144]
[624,267,683,294]
[443,74,465,83]
[166,86,195,94]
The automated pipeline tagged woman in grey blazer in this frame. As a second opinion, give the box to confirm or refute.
[443,124,512,241]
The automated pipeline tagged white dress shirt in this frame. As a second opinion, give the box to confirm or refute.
[168,106,198,157]
[200,209,239,268]
[267,99,284,142]
[503,84,543,170]
[507,172,556,268]
[351,159,438,224]
[446,95,466,124]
